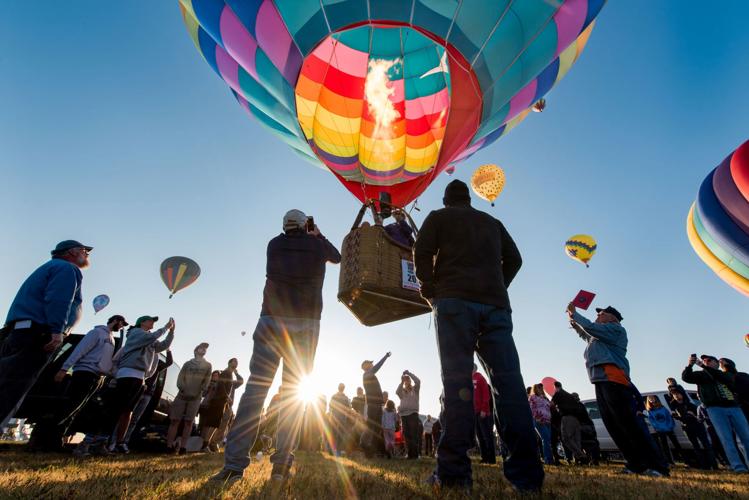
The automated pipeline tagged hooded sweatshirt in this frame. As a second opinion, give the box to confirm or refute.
[176,357,212,400]
[646,406,675,433]
[115,327,174,379]
[61,325,115,375]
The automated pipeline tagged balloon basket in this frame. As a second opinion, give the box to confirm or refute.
[338,221,431,327]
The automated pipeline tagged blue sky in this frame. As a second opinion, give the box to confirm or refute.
[2,1,749,416]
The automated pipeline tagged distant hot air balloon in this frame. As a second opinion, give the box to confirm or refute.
[179,1,605,207]
[686,139,749,297]
[745,333,749,348]
[445,166,456,176]
[532,98,546,113]
[565,234,597,267]
[471,164,505,206]
[160,257,201,298]
[241,331,247,337]
[92,294,110,314]
[541,377,558,397]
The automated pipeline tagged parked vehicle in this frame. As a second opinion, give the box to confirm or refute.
[581,390,700,459]
[13,331,180,447]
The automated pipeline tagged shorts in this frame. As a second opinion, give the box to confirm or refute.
[113,377,145,415]
[170,395,201,421]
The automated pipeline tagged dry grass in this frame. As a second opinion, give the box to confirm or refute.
[0,445,747,499]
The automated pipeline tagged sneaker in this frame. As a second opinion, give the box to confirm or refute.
[72,444,91,458]
[271,464,292,483]
[91,443,113,456]
[112,443,130,454]
[210,468,244,484]
[642,469,664,478]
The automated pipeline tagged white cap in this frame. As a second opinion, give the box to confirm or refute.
[283,209,307,231]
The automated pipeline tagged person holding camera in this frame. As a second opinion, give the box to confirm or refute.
[212,209,340,485]
[396,369,421,459]
[682,354,749,472]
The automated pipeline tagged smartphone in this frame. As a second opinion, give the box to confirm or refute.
[306,216,315,232]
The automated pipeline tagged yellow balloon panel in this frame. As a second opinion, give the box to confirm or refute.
[565,234,597,267]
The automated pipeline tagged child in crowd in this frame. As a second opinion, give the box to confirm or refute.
[645,395,682,464]
[382,400,399,458]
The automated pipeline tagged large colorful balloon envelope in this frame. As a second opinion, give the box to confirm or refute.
[92,294,110,314]
[471,164,505,206]
[687,139,749,297]
[178,0,605,207]
[565,234,597,267]
[160,257,201,298]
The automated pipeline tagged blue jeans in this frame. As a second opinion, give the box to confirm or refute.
[534,422,553,464]
[433,299,543,491]
[707,406,749,472]
[223,316,319,472]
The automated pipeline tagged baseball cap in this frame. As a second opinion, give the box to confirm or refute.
[51,240,93,256]
[194,342,209,352]
[283,209,307,231]
[107,314,129,326]
[361,360,373,369]
[135,315,159,327]
[595,306,623,322]
[700,354,718,363]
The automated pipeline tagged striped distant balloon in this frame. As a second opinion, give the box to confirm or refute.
[179,0,606,207]
[160,257,201,298]
[687,139,749,297]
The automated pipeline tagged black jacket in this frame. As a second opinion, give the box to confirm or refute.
[551,389,580,417]
[682,365,738,408]
[413,203,521,308]
[261,230,341,319]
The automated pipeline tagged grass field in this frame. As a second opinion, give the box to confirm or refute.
[0,446,747,499]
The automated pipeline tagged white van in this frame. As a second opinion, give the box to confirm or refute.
[581,389,700,458]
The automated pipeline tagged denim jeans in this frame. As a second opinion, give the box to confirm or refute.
[534,422,553,464]
[433,298,543,491]
[475,413,496,463]
[223,316,319,472]
[707,406,749,472]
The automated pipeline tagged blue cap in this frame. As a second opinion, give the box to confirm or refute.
[51,240,93,256]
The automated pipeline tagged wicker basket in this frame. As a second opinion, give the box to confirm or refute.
[338,222,432,327]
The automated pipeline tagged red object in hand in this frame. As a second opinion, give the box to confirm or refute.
[573,290,596,310]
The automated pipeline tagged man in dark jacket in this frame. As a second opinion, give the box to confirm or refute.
[414,180,542,492]
[212,210,340,484]
[551,382,585,463]
[361,351,390,457]
[1,240,91,429]
[682,354,749,472]
[670,390,716,469]
[719,358,749,421]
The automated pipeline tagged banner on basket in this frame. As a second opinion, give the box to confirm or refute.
[401,260,420,291]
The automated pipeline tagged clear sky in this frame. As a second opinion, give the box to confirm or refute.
[2,2,749,417]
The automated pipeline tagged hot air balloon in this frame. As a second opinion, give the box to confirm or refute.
[565,234,597,267]
[687,139,749,297]
[471,164,505,206]
[445,166,456,176]
[179,0,605,208]
[745,333,749,348]
[532,98,546,113]
[160,256,201,298]
[541,376,558,397]
[92,294,110,314]
[241,330,247,337]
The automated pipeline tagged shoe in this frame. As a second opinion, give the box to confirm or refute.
[112,444,130,454]
[210,468,244,484]
[642,469,664,478]
[72,444,91,458]
[271,464,292,483]
[617,467,637,474]
[178,447,187,455]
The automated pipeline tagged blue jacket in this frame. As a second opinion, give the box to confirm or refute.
[647,406,675,433]
[5,259,83,333]
[572,312,630,384]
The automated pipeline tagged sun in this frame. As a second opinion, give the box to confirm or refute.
[296,374,320,404]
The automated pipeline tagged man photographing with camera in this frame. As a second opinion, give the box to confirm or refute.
[212,209,340,485]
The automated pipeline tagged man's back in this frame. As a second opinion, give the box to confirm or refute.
[261,230,341,319]
[414,205,521,308]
